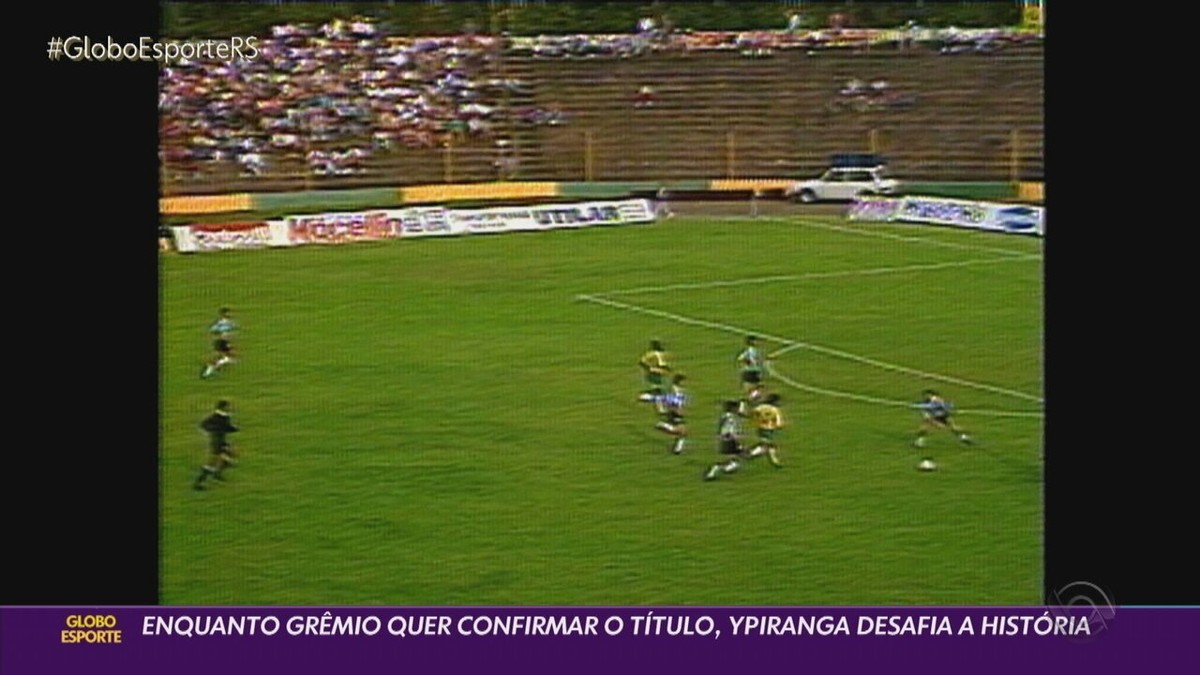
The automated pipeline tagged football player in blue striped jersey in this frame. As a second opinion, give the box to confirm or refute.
[201,307,238,379]
[654,374,689,454]
[913,390,972,447]
[736,335,768,415]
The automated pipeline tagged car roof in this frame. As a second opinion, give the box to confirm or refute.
[829,153,887,168]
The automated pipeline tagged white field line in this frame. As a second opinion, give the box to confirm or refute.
[592,255,1038,297]
[740,216,1043,258]
[766,363,1043,419]
[576,293,796,345]
[576,294,1043,405]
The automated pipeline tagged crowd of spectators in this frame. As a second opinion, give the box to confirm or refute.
[828,78,918,113]
[160,16,1039,182]
[507,23,1040,60]
[934,28,1013,55]
[160,18,519,179]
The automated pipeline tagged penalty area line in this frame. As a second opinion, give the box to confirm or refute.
[587,255,1038,298]
[576,294,1042,405]
[575,293,795,346]
[766,363,1043,419]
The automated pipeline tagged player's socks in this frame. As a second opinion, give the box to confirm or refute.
[914,435,926,448]
[704,465,720,481]
[723,459,740,473]
[655,422,670,432]
[959,434,973,445]
[671,438,685,454]
[748,445,766,457]
[193,466,215,489]
[202,365,216,378]
[768,447,782,468]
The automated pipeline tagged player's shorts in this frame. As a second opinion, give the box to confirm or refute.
[209,438,232,455]
[757,428,777,443]
[214,339,232,354]
[926,413,951,425]
[741,371,762,385]
[718,438,741,455]
[663,412,684,426]
[645,372,665,387]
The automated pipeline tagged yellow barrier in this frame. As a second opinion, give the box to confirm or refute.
[709,179,795,192]
[400,182,559,204]
[1017,182,1044,203]
[160,193,253,215]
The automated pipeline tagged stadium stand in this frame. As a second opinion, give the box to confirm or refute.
[160,23,1042,195]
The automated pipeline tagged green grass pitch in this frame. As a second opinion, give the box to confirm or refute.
[160,214,1043,605]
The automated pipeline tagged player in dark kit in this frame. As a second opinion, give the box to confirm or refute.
[194,400,239,490]
[912,389,972,448]
[704,400,746,481]
[654,374,689,454]
[201,307,238,379]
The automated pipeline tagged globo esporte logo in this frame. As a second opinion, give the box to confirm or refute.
[61,614,123,644]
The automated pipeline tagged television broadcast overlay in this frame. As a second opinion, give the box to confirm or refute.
[154,0,1049,608]
[17,0,1198,672]
[47,35,260,63]
[4,606,1200,673]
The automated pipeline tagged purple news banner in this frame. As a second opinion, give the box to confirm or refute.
[2,605,1196,674]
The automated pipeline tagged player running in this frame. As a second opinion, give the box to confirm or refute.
[193,400,239,490]
[637,340,672,413]
[736,335,767,414]
[654,374,689,455]
[704,400,747,481]
[201,307,238,379]
[912,390,973,447]
[747,393,785,468]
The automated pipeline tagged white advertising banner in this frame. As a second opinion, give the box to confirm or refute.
[171,221,282,253]
[452,199,656,233]
[848,196,1044,236]
[175,200,658,253]
[275,207,460,245]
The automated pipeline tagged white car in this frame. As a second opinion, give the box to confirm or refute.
[786,166,900,203]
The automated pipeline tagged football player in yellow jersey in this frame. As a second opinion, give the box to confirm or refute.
[637,340,671,413]
[748,393,784,468]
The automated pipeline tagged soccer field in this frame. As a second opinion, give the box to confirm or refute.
[160,214,1044,605]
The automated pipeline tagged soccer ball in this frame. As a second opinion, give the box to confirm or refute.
[917,459,938,472]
